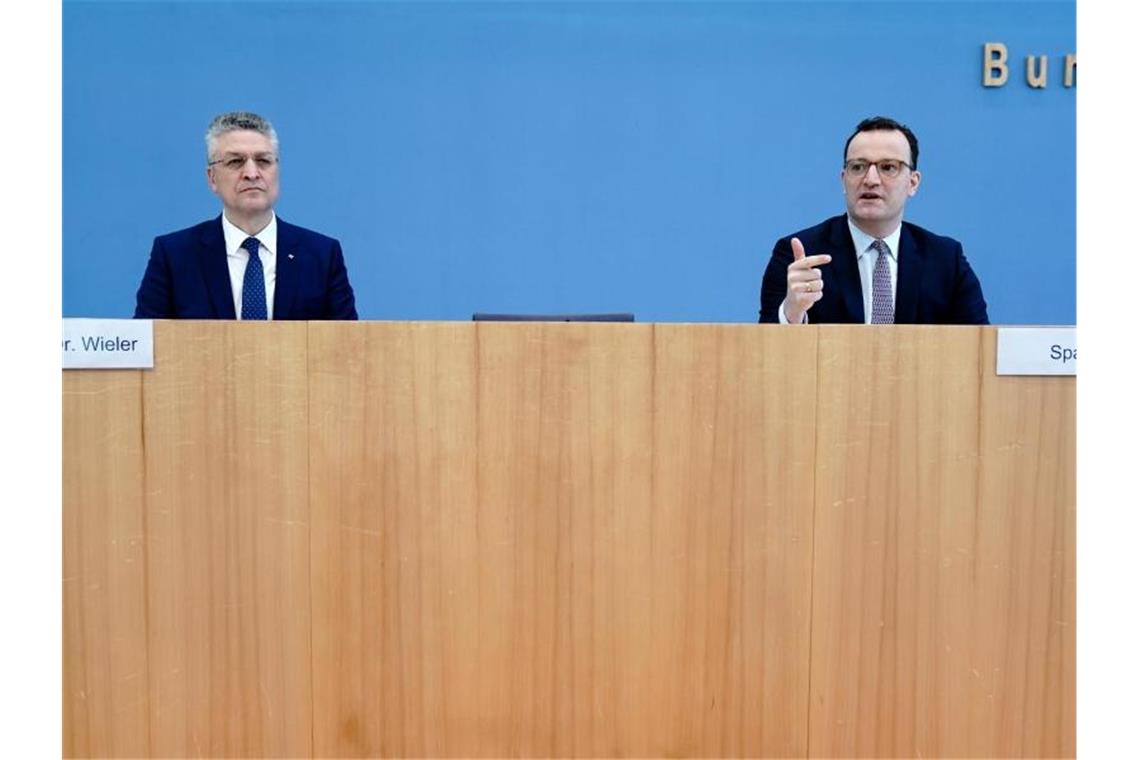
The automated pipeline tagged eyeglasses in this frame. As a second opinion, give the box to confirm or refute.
[208,153,279,172]
[843,159,912,179]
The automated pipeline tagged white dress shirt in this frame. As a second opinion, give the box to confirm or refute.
[779,216,901,324]
[222,212,278,320]
[847,218,900,325]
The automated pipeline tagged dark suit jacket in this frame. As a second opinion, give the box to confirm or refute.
[759,214,988,324]
[134,216,357,319]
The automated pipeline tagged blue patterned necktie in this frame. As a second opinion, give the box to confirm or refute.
[870,238,894,324]
[240,237,267,320]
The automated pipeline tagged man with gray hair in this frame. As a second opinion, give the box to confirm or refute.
[134,111,357,319]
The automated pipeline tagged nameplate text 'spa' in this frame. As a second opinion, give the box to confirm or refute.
[996,327,1075,376]
[63,319,154,369]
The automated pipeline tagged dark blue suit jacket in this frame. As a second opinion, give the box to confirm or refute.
[759,215,988,324]
[134,216,357,319]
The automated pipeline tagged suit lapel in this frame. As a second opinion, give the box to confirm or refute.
[274,218,300,320]
[200,217,236,319]
[895,224,923,324]
[828,217,865,323]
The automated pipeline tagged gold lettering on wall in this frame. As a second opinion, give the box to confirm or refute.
[1026,55,1048,88]
[983,42,1009,86]
[982,42,1075,89]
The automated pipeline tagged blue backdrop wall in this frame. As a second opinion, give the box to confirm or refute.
[63,0,1075,323]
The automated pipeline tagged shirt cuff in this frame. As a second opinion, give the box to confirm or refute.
[779,298,809,325]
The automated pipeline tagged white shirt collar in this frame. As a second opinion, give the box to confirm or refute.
[221,211,277,256]
[847,216,901,262]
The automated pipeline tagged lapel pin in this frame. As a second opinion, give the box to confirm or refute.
[288,253,294,260]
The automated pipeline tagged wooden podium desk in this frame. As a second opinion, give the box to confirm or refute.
[63,322,1074,758]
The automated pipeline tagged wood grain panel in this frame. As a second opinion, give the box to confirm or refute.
[808,326,1074,758]
[308,322,816,757]
[969,329,1075,758]
[646,324,816,758]
[64,322,1075,758]
[141,321,312,758]
[309,321,480,758]
[63,370,150,758]
[809,326,985,757]
[468,322,658,758]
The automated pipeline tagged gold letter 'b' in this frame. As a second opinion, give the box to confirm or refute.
[983,42,1009,86]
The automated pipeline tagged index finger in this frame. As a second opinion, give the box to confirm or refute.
[791,253,832,269]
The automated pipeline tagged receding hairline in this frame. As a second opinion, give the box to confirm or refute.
[843,116,919,169]
[844,129,911,158]
[205,112,279,161]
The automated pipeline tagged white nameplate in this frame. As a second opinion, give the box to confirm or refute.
[63,319,154,369]
[996,327,1076,376]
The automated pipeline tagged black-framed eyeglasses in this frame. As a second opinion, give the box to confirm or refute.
[843,159,912,179]
[208,153,279,172]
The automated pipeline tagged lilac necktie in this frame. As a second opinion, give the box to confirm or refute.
[240,237,267,320]
[870,239,894,324]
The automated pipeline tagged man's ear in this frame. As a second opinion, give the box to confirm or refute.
[908,169,922,197]
[206,166,218,194]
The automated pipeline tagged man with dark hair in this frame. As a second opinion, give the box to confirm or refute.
[758,116,987,324]
[134,111,357,320]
